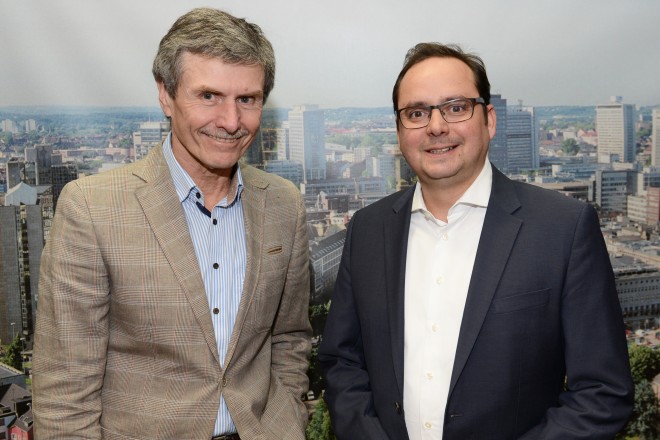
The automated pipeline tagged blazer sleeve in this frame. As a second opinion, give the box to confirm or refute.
[270,191,313,429]
[519,204,634,439]
[32,181,110,438]
[318,217,392,439]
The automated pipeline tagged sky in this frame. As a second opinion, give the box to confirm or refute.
[1,0,659,109]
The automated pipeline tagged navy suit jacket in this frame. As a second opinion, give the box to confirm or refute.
[319,167,633,440]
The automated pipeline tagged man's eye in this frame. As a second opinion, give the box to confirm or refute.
[445,102,468,113]
[407,109,428,120]
[202,92,215,101]
[238,96,263,110]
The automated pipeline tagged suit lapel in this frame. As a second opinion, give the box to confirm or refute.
[133,147,221,364]
[384,187,415,398]
[449,169,522,395]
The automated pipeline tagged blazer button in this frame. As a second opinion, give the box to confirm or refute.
[395,401,402,414]
[222,377,228,387]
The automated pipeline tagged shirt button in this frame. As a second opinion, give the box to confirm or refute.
[441,233,448,240]
[436,276,443,285]
[431,324,438,332]
[424,422,432,429]
[213,307,220,314]
[426,372,433,380]
[195,192,201,199]
[213,218,218,225]
[213,262,219,269]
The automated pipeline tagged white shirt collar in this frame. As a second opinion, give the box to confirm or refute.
[412,159,492,216]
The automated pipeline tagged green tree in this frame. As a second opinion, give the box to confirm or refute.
[621,380,659,440]
[628,344,660,383]
[617,344,660,439]
[306,398,336,440]
[309,302,330,337]
[560,138,580,155]
[1,335,23,371]
[307,346,326,399]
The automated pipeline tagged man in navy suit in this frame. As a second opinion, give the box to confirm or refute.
[318,43,633,439]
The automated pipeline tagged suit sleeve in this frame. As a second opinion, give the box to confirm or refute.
[519,204,634,439]
[270,191,313,429]
[32,181,110,439]
[318,216,392,439]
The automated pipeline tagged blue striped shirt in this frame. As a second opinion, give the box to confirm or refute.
[163,135,246,435]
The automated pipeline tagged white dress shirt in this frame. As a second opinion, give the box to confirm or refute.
[404,160,492,440]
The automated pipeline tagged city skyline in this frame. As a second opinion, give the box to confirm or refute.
[1,0,659,109]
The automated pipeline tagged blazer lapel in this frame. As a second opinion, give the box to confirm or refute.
[384,187,415,398]
[133,146,221,365]
[449,169,522,395]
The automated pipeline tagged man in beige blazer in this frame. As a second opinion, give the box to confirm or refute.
[32,8,311,440]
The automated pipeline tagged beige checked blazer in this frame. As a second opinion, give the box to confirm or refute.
[32,145,312,439]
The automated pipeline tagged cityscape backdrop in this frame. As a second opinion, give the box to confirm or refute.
[2,1,660,438]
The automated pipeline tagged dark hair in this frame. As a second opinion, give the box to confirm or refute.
[392,43,490,117]
[153,8,275,103]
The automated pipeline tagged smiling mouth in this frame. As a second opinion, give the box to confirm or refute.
[204,133,244,143]
[427,145,457,154]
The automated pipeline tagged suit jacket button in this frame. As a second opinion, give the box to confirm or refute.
[222,377,228,387]
[395,402,402,414]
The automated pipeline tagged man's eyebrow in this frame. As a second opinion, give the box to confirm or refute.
[400,96,470,109]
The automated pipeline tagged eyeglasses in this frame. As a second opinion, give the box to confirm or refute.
[396,97,486,129]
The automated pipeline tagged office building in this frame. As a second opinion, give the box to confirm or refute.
[288,105,326,181]
[263,160,303,187]
[506,106,538,173]
[5,159,22,191]
[488,94,507,172]
[652,108,660,167]
[593,169,631,214]
[596,96,635,163]
[1,186,45,346]
[25,143,53,185]
[132,121,170,160]
[276,122,290,161]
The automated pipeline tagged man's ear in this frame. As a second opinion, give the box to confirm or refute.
[486,104,496,140]
[157,81,173,118]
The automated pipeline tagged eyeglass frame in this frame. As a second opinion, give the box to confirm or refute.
[396,97,486,129]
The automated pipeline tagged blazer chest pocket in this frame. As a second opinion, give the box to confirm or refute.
[492,288,550,314]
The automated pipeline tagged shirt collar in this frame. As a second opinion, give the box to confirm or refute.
[412,159,492,214]
[162,132,244,206]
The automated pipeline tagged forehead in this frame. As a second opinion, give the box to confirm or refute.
[399,57,478,103]
[178,52,265,90]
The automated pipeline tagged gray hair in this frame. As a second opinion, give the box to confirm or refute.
[153,8,276,103]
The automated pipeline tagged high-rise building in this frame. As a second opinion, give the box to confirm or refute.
[24,119,37,132]
[243,128,278,165]
[132,121,170,160]
[488,94,507,172]
[652,108,660,167]
[1,185,45,346]
[22,143,53,186]
[5,158,23,191]
[288,105,326,182]
[506,106,538,173]
[51,163,78,209]
[276,121,290,161]
[596,96,635,163]
[593,169,631,214]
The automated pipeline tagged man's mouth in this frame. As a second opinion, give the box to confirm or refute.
[427,145,457,154]
[201,129,248,142]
